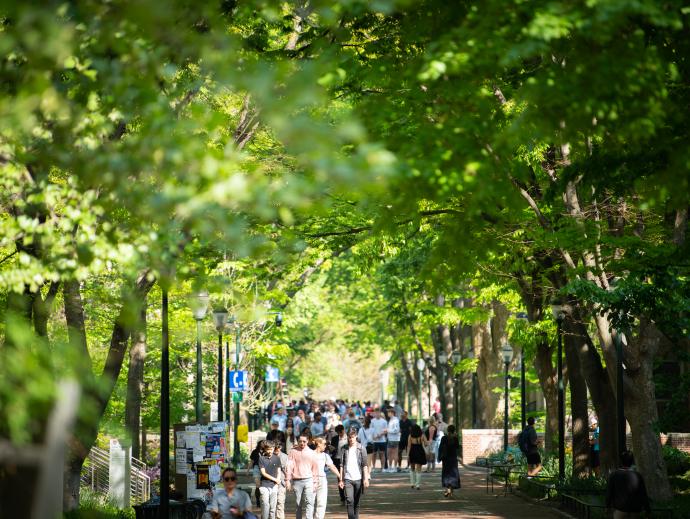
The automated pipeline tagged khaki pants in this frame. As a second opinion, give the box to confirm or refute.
[276,484,286,519]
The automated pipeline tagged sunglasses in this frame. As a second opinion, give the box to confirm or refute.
[223,476,237,482]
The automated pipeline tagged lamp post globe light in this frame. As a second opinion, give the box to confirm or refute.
[451,351,461,426]
[212,307,229,421]
[550,302,566,482]
[191,290,210,423]
[501,343,514,451]
[416,358,425,424]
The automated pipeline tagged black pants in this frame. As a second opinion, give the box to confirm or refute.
[344,479,363,519]
[334,460,346,502]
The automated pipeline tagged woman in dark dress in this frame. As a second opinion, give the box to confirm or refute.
[407,424,428,490]
[439,425,461,497]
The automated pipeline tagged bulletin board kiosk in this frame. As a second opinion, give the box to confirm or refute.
[173,422,230,500]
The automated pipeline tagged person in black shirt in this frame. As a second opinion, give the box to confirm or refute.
[398,411,412,469]
[605,450,651,518]
[258,440,282,519]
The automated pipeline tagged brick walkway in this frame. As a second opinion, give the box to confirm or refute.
[240,464,565,518]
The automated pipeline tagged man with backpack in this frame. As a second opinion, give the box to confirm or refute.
[519,417,542,476]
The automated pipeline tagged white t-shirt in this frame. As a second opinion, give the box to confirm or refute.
[315,452,334,477]
[386,417,401,442]
[371,417,388,443]
[344,446,362,481]
[360,426,375,446]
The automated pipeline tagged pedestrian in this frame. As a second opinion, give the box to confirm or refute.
[258,440,281,519]
[589,418,601,477]
[385,408,401,472]
[398,411,411,470]
[370,410,388,471]
[313,437,343,519]
[274,442,288,519]
[271,404,288,431]
[522,417,542,476]
[432,397,441,416]
[338,428,370,519]
[250,440,266,508]
[407,424,427,490]
[287,433,320,519]
[285,418,295,452]
[357,415,376,473]
[208,467,254,519]
[606,450,651,518]
[311,412,325,437]
[424,416,438,472]
[329,425,348,504]
[438,425,461,498]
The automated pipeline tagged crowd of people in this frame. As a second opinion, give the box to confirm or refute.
[208,398,651,519]
[207,397,456,519]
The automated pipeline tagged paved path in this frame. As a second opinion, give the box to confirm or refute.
[242,464,565,519]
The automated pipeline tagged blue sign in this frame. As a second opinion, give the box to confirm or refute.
[265,366,280,383]
[228,370,248,392]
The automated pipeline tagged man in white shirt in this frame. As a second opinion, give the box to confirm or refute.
[338,428,369,519]
[370,410,388,472]
[385,409,401,473]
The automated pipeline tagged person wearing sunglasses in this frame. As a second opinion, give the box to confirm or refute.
[208,467,253,519]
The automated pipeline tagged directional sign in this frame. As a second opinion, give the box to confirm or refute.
[265,366,280,383]
[232,392,243,403]
[228,370,248,392]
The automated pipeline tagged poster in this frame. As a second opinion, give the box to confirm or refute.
[175,449,188,475]
[196,464,210,489]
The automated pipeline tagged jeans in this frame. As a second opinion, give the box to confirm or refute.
[314,476,328,519]
[276,484,286,519]
[259,485,278,519]
[292,477,315,519]
[344,479,363,519]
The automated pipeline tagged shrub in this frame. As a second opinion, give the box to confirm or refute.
[662,445,690,476]
[63,489,135,519]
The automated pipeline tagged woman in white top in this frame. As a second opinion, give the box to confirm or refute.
[313,437,342,519]
[358,415,376,473]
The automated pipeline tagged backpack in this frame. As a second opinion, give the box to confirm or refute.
[518,429,530,454]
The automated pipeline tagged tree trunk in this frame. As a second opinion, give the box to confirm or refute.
[533,336,558,454]
[63,273,155,510]
[624,320,672,501]
[564,319,590,478]
[567,307,618,475]
[125,302,147,460]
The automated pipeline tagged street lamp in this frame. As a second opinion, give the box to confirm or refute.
[438,351,448,421]
[416,358,425,424]
[515,312,529,431]
[425,354,432,418]
[213,307,229,421]
[451,351,461,427]
[501,343,514,451]
[191,290,210,423]
[551,302,566,482]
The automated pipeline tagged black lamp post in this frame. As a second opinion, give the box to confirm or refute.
[416,358,425,424]
[160,286,170,518]
[438,351,448,419]
[231,320,242,465]
[191,290,210,423]
[213,308,229,421]
[501,343,514,451]
[425,354,432,417]
[451,350,461,427]
[614,330,626,461]
[515,312,529,431]
[551,303,566,482]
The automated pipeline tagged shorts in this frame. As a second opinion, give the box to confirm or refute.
[590,449,600,468]
[387,441,399,449]
[374,442,387,453]
[526,452,541,465]
[366,444,374,454]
